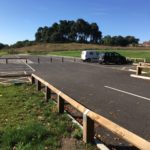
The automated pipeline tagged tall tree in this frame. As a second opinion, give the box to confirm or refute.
[35,19,102,44]
[90,23,102,43]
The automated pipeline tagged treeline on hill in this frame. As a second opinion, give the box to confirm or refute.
[0,43,9,50]
[0,19,139,49]
[35,19,102,44]
[102,35,139,46]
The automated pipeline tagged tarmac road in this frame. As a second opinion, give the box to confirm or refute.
[25,56,150,141]
[0,55,150,142]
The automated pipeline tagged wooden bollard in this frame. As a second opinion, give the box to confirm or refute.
[57,93,64,113]
[37,80,41,91]
[31,76,35,84]
[74,58,76,62]
[62,57,64,62]
[83,110,94,143]
[6,58,8,64]
[26,59,27,63]
[45,86,51,102]
[136,66,142,75]
[50,57,52,63]
[38,58,40,64]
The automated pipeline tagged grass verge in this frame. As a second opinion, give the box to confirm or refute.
[0,84,97,150]
[46,50,150,62]
[0,51,8,56]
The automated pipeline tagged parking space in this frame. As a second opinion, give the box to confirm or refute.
[0,56,34,84]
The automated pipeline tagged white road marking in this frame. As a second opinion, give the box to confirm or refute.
[104,86,150,101]
[15,56,35,72]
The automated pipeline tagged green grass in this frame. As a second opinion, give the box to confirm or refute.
[0,51,8,56]
[47,50,81,57]
[46,50,150,62]
[1,42,150,61]
[0,84,97,150]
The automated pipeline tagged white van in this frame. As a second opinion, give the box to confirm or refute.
[81,50,100,62]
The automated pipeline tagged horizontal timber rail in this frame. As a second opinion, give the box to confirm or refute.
[31,73,150,150]
[136,63,150,75]
[0,57,27,59]
[127,57,146,63]
[0,57,28,64]
[139,62,150,66]
[0,73,31,78]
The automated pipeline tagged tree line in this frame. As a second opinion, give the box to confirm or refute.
[0,19,140,49]
[102,35,139,46]
[0,43,9,50]
[35,19,102,44]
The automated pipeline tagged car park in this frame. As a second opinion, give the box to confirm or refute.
[98,52,127,64]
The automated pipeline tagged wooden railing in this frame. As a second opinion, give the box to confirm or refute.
[127,57,146,63]
[0,58,27,64]
[136,63,150,75]
[31,73,150,150]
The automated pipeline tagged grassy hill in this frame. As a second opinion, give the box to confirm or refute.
[1,43,150,61]
[11,43,150,53]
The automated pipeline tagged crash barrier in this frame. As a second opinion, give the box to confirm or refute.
[136,62,150,75]
[0,58,28,64]
[31,73,150,150]
[127,57,146,63]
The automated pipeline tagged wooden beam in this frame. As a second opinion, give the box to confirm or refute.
[31,76,35,84]
[45,86,51,102]
[31,74,150,150]
[87,111,150,150]
[83,110,94,143]
[136,66,142,75]
[6,58,8,64]
[37,80,41,91]
[57,95,64,113]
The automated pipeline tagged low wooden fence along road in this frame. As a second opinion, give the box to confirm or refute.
[31,73,150,150]
[0,57,28,64]
[127,57,146,63]
[136,63,150,75]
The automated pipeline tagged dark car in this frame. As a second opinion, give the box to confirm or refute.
[98,52,127,64]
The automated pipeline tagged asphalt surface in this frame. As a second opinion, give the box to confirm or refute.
[0,55,150,143]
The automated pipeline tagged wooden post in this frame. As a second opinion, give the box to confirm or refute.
[45,86,51,102]
[62,57,64,62]
[136,66,142,75]
[37,80,41,91]
[26,59,27,63]
[6,58,8,64]
[57,94,64,113]
[38,58,40,64]
[50,57,52,63]
[31,76,35,84]
[74,58,76,62]
[83,110,94,143]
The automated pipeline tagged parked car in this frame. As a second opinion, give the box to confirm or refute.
[98,52,127,64]
[81,50,100,62]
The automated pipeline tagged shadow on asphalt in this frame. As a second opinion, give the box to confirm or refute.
[108,145,138,150]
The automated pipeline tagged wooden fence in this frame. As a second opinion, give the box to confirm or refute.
[136,63,150,75]
[31,73,150,150]
[0,58,27,64]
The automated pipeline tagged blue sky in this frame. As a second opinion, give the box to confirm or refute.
[0,0,150,45]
